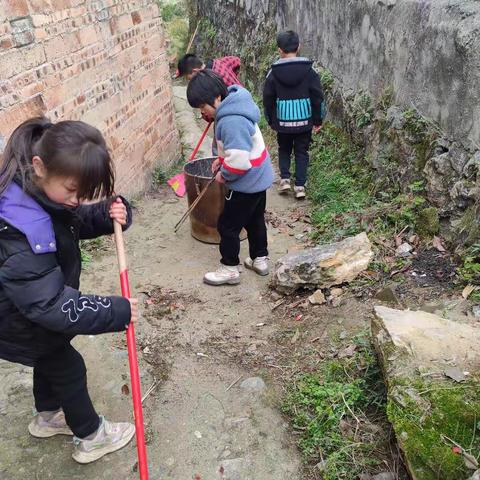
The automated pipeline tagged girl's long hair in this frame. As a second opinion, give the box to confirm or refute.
[0,116,115,200]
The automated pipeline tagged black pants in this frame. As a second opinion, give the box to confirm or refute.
[33,344,100,438]
[277,130,312,186]
[218,190,268,266]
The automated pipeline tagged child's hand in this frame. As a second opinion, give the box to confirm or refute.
[110,198,128,225]
[128,298,138,324]
[211,158,221,173]
[215,171,225,184]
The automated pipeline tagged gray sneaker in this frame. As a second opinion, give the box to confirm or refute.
[244,256,269,276]
[294,186,306,199]
[28,409,73,438]
[72,416,135,464]
[278,179,291,194]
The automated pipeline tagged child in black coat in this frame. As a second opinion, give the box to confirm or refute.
[0,117,137,464]
[263,30,326,199]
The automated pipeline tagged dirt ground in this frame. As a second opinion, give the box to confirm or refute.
[1,87,474,480]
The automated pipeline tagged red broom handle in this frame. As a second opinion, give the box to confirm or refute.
[189,121,212,161]
[113,221,149,480]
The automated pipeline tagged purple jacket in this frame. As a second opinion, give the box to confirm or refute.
[0,182,132,366]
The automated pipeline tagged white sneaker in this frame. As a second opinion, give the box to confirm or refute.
[244,256,269,276]
[72,416,135,464]
[203,265,240,286]
[28,409,73,438]
[278,179,291,194]
[294,186,306,199]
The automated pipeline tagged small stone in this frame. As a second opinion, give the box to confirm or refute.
[221,449,232,459]
[330,287,343,298]
[165,457,175,467]
[308,290,326,305]
[472,305,480,318]
[395,242,413,257]
[444,366,466,383]
[375,286,400,305]
[240,377,266,392]
[194,431,202,439]
[220,458,246,480]
[372,473,395,480]
[359,474,373,480]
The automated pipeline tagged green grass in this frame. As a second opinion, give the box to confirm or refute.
[158,0,188,58]
[283,333,393,479]
[307,124,428,246]
[80,238,107,266]
[458,243,480,286]
[387,378,480,480]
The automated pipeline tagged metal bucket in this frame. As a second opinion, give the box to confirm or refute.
[184,157,246,244]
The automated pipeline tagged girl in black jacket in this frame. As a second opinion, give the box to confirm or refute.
[0,117,138,464]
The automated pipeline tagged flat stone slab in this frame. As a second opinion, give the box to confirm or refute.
[372,307,480,480]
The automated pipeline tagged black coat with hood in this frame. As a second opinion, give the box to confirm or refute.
[0,180,133,366]
[263,57,325,134]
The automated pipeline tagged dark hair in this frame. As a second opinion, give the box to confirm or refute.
[0,117,115,200]
[187,70,228,108]
[177,53,203,76]
[277,30,300,53]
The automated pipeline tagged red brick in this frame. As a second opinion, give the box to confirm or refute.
[4,0,30,18]
[131,11,141,25]
[0,38,13,49]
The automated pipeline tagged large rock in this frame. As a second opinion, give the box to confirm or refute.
[372,307,480,480]
[272,232,373,293]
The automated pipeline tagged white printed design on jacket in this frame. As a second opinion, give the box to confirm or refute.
[61,296,112,323]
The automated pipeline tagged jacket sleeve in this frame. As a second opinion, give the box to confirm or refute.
[262,71,276,126]
[76,196,133,240]
[218,116,254,183]
[310,71,325,126]
[0,249,131,335]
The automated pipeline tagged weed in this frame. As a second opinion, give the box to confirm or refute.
[80,238,107,266]
[307,125,429,246]
[319,68,334,94]
[458,243,480,285]
[307,124,371,241]
[159,0,186,22]
[283,333,395,479]
[200,18,216,41]
[377,86,394,112]
[352,91,374,128]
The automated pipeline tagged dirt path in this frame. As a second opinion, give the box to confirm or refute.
[0,88,320,479]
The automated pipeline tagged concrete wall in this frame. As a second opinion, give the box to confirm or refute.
[0,0,180,193]
[192,0,480,151]
[191,0,480,244]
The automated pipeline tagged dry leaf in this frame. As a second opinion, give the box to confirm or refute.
[121,384,130,395]
[295,314,303,322]
[462,284,476,299]
[433,235,447,252]
[464,452,479,470]
[338,344,357,358]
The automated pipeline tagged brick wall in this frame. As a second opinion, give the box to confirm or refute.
[0,0,180,193]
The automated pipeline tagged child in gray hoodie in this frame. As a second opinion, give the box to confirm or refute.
[187,70,274,286]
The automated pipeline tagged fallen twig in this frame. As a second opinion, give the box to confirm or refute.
[226,375,242,392]
[141,379,159,404]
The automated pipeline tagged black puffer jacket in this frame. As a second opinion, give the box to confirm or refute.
[0,182,132,366]
[263,57,325,134]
